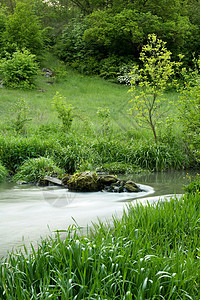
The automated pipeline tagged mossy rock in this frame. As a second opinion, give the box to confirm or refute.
[62,171,141,193]
[124,180,141,192]
[67,171,100,192]
[98,175,118,185]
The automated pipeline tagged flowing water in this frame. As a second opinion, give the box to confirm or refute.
[0,170,196,257]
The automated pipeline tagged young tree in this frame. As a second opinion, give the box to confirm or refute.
[129,34,181,143]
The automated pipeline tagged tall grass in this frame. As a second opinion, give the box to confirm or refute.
[1,192,200,298]
[0,133,187,176]
[0,161,7,182]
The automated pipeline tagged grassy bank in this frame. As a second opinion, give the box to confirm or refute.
[0,191,200,299]
[0,60,192,180]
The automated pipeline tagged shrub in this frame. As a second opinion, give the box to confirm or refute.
[97,107,111,137]
[177,58,200,159]
[13,157,64,183]
[10,99,31,134]
[0,162,7,182]
[55,18,88,63]
[52,92,74,132]
[2,1,44,56]
[0,49,39,89]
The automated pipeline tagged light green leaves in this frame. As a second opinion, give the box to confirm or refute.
[129,34,181,142]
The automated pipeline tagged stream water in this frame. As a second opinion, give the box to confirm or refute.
[0,170,196,258]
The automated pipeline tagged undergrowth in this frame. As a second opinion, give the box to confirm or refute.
[0,161,7,182]
[0,132,188,178]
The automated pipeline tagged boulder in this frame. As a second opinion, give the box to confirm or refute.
[98,175,118,185]
[67,171,100,192]
[64,171,141,193]
[42,68,54,78]
[124,180,141,192]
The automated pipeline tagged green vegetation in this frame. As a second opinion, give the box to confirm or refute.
[0,49,39,88]
[52,92,74,133]
[0,58,194,179]
[0,161,7,182]
[0,1,200,298]
[13,156,64,184]
[129,34,181,143]
[1,187,200,298]
[1,1,44,57]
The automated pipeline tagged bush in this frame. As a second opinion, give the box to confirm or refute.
[2,1,44,56]
[0,49,39,89]
[13,157,64,183]
[52,92,74,132]
[55,18,88,63]
[0,162,7,182]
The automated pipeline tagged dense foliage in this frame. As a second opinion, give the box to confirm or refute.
[0,49,39,88]
[1,0,199,79]
[0,3,200,296]
[55,1,199,77]
[1,1,44,57]
[0,161,7,182]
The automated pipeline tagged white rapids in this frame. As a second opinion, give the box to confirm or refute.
[0,182,183,257]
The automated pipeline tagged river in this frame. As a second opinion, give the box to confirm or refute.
[0,170,195,258]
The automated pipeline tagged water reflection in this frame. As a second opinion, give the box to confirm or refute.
[123,170,197,197]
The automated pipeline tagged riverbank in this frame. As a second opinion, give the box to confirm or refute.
[0,66,197,183]
[0,189,199,299]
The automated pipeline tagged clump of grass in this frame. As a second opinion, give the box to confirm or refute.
[1,192,200,299]
[0,162,7,182]
[129,141,188,171]
[13,156,64,183]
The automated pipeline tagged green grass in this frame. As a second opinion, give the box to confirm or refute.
[0,54,192,175]
[0,58,180,137]
[0,68,131,130]
[1,191,200,299]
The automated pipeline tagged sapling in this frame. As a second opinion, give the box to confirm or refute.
[52,92,74,132]
[129,34,181,143]
[97,107,111,136]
